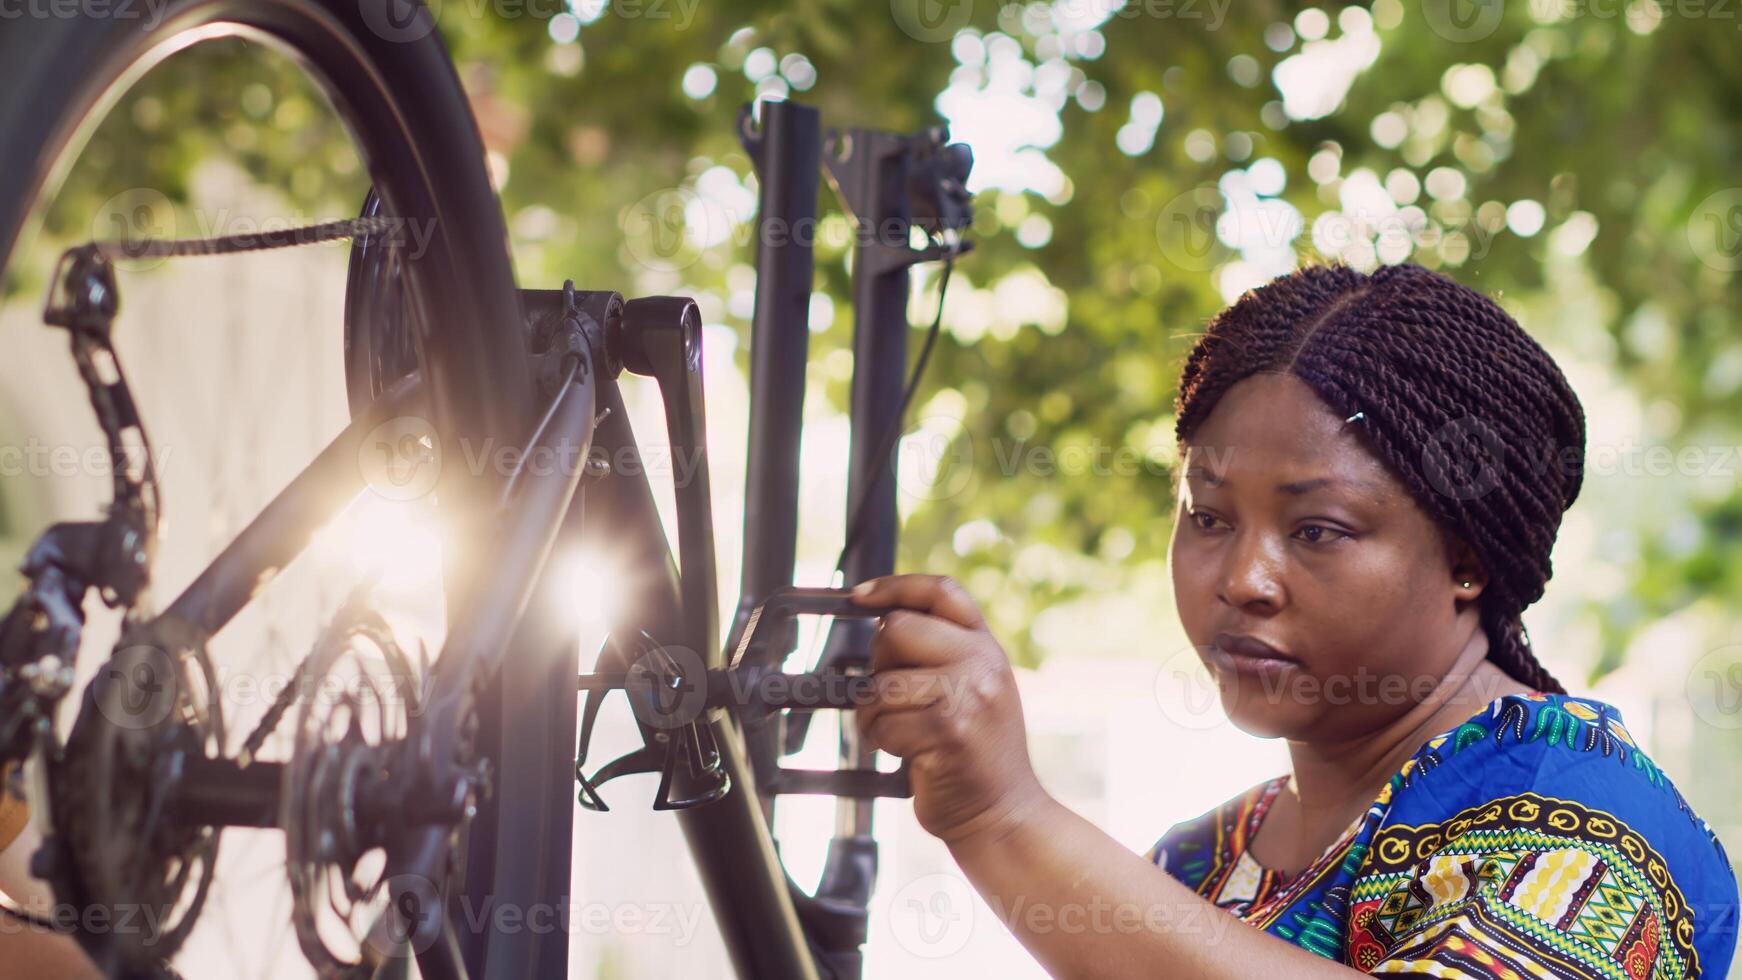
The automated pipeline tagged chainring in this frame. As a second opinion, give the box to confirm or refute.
[283,600,423,977]
[48,619,223,971]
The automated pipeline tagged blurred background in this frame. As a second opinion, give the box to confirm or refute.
[2,0,1741,976]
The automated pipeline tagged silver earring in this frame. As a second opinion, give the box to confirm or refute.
[1460,580,1473,589]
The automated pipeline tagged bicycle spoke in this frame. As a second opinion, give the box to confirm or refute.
[163,373,424,638]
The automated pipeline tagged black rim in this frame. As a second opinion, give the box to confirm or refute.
[0,2,557,976]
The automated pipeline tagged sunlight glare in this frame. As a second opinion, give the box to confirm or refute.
[309,494,447,598]
[550,547,622,634]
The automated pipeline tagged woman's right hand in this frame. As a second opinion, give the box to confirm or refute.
[849,574,1053,848]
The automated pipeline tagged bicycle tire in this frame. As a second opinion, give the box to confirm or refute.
[0,3,565,977]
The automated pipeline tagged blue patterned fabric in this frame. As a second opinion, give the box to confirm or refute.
[1147,693,1740,978]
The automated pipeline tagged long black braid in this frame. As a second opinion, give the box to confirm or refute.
[1172,262,1587,695]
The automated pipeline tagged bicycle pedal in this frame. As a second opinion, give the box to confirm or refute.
[730,587,913,801]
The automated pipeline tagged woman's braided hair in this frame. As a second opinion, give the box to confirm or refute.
[1172,262,1587,694]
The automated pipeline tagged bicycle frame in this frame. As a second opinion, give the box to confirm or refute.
[7,85,961,979]
[484,100,967,980]
[499,101,967,980]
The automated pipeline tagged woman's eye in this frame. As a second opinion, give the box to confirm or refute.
[1296,523,1349,545]
[1189,510,1222,532]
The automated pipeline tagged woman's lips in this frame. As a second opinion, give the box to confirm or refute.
[1208,632,1300,676]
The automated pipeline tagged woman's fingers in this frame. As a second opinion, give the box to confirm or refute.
[870,608,978,671]
[851,574,987,631]
[856,667,946,741]
[859,700,946,758]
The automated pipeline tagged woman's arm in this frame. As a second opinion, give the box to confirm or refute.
[949,789,1356,979]
[0,817,102,979]
[851,574,1359,979]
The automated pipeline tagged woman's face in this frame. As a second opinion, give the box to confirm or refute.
[1167,372,1487,742]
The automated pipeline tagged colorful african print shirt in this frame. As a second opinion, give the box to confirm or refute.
[1147,693,1740,978]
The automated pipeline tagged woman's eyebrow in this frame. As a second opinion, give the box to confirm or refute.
[1277,476,1361,496]
[1183,466,1223,487]
[1184,467,1380,497]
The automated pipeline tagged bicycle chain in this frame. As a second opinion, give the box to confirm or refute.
[74,211,412,763]
[92,215,401,260]
[236,650,309,767]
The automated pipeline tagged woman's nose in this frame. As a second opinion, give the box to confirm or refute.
[1216,529,1284,611]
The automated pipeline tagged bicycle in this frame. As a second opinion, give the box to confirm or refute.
[0,2,972,978]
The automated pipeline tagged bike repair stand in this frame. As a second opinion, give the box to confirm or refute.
[740,101,973,979]
[563,98,971,980]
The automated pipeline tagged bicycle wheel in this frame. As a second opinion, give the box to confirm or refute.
[0,2,566,976]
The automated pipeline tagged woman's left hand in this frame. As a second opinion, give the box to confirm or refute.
[849,574,1050,847]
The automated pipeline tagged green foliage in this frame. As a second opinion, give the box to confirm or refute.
[17,1,1742,677]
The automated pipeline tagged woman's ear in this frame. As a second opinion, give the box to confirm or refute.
[1446,536,1486,603]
